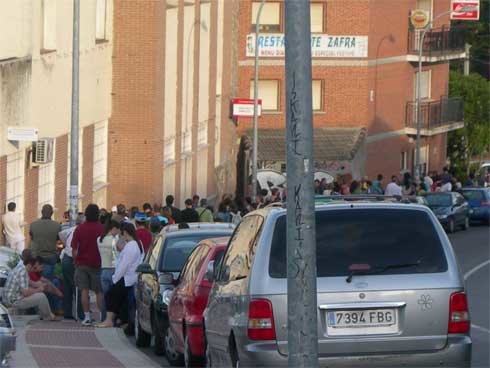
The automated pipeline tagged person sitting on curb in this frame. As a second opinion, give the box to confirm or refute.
[3,249,60,321]
[29,256,64,314]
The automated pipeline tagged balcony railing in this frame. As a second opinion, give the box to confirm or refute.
[408,26,466,57]
[406,97,464,131]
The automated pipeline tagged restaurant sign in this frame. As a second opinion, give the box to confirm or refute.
[246,33,368,58]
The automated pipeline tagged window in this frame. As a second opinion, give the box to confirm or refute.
[249,80,279,111]
[312,80,323,111]
[93,121,108,190]
[38,154,55,214]
[96,0,108,41]
[460,190,485,201]
[414,70,431,100]
[219,216,264,282]
[164,137,176,163]
[180,245,209,284]
[148,235,164,269]
[419,145,429,176]
[6,151,25,216]
[400,151,408,171]
[182,131,192,154]
[41,0,57,51]
[198,120,208,148]
[310,3,324,33]
[269,210,447,278]
[251,2,280,32]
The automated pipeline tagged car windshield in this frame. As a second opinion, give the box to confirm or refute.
[460,190,485,201]
[425,194,452,207]
[269,209,447,278]
[159,233,230,272]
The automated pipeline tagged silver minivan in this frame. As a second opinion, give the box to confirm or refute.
[204,202,472,367]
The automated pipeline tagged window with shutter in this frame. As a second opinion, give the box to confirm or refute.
[249,80,280,111]
[310,3,324,33]
[251,2,281,32]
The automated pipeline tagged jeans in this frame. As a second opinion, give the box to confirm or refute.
[100,268,114,321]
[62,255,84,320]
[41,263,56,310]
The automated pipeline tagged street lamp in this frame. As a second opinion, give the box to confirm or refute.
[414,5,475,182]
[251,0,266,203]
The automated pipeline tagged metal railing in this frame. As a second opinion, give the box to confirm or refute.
[408,26,466,56]
[406,96,464,130]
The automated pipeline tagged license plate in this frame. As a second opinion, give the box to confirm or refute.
[326,309,398,336]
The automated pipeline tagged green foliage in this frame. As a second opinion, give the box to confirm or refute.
[448,71,490,176]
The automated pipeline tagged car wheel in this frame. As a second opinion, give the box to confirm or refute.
[151,310,165,356]
[462,217,470,230]
[135,310,151,348]
[447,218,456,233]
[164,325,184,366]
[184,333,204,367]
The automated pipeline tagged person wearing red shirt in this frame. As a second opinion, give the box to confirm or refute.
[72,204,104,325]
[135,214,153,253]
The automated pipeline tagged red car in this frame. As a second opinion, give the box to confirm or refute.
[167,237,228,367]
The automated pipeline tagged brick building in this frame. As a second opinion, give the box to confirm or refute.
[108,0,239,208]
[0,0,113,244]
[235,0,465,194]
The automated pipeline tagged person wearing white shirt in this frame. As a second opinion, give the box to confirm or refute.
[97,223,143,328]
[1,202,25,253]
[385,176,403,197]
[441,181,453,192]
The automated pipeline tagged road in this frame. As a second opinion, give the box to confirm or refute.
[137,225,490,368]
[449,224,490,368]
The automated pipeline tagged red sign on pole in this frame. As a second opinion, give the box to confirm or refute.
[451,0,480,20]
[231,98,262,118]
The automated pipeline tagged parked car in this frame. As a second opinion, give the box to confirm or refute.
[425,192,470,233]
[458,188,490,225]
[204,202,472,367]
[135,223,234,356]
[166,237,228,366]
[0,303,16,366]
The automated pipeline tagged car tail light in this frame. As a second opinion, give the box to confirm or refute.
[248,299,276,340]
[448,292,470,334]
[480,201,490,207]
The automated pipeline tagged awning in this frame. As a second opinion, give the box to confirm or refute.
[246,127,367,161]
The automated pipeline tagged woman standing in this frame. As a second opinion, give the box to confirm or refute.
[97,220,121,321]
[96,223,143,328]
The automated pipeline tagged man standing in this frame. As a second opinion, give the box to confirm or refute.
[192,195,200,209]
[370,174,384,195]
[164,195,182,224]
[181,199,199,223]
[30,205,61,282]
[72,204,104,325]
[134,213,153,253]
[196,198,214,222]
[2,202,25,253]
[385,176,403,197]
[4,249,58,321]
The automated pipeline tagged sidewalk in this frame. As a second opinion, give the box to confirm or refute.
[10,316,158,368]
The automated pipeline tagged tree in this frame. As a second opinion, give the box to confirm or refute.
[448,71,490,178]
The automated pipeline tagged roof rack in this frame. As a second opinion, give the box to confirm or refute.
[315,195,401,203]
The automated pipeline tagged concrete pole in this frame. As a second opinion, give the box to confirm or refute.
[284,1,318,367]
[251,0,266,203]
[464,43,471,75]
[69,0,80,226]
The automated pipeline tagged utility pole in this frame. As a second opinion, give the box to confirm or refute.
[464,43,471,75]
[69,0,80,225]
[284,1,318,367]
[251,0,266,203]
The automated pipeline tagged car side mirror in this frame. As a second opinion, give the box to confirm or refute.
[136,263,154,274]
[205,261,215,282]
[221,265,231,282]
[158,272,174,285]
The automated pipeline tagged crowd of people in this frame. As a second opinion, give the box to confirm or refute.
[0,166,487,326]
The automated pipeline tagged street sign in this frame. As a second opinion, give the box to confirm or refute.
[451,0,480,20]
[231,98,262,118]
[410,9,430,29]
[7,127,39,141]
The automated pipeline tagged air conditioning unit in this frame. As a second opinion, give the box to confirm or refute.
[32,138,54,164]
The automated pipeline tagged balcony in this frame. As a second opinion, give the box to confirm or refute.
[407,26,466,62]
[405,97,464,136]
